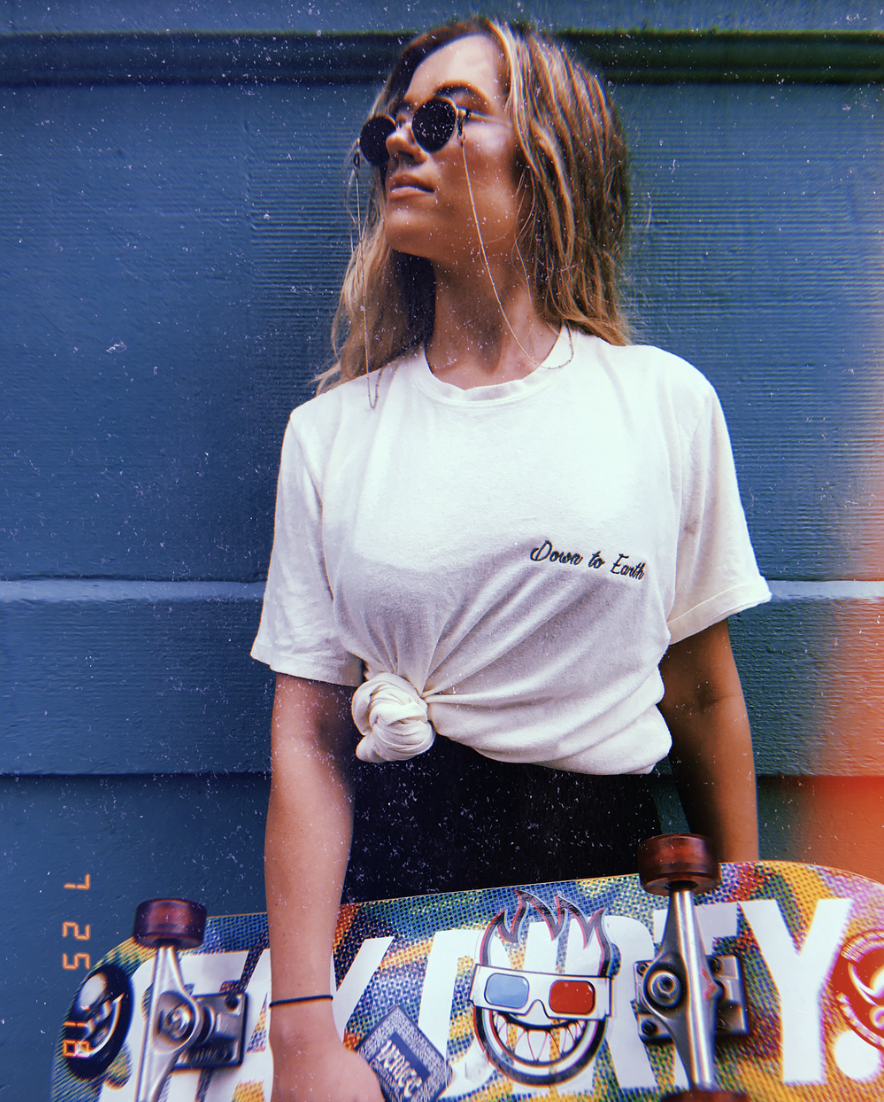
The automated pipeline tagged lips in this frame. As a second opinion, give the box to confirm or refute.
[387,172,433,195]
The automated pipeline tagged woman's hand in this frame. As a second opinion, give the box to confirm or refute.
[270,1002,383,1102]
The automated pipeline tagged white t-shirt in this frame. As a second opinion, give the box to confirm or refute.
[251,329,770,774]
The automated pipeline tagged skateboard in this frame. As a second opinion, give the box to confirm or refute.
[50,835,884,1101]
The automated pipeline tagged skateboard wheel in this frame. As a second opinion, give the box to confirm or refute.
[637,834,719,896]
[663,1092,749,1101]
[133,898,206,948]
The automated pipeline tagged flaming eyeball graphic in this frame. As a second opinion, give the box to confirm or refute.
[833,933,884,1048]
[849,960,884,1032]
[469,892,611,1085]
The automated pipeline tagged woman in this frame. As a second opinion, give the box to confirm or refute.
[251,18,770,1101]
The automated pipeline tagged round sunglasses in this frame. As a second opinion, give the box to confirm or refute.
[358,97,470,167]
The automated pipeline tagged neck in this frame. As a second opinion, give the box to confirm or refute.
[426,262,558,389]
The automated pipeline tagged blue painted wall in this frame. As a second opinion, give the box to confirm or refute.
[1,2,883,1097]
[4,0,884,32]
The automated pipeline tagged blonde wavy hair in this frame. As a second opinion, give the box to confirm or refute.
[317,17,630,392]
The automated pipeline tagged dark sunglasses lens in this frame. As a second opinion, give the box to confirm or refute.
[413,98,457,153]
[359,116,395,165]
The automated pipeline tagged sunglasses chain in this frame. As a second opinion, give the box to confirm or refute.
[458,136,573,372]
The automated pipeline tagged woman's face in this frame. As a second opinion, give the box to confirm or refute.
[381,35,522,273]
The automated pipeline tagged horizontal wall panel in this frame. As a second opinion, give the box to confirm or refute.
[1,30,883,86]
[619,81,884,581]
[1,81,369,580]
[0,584,275,774]
[2,582,882,777]
[733,593,884,776]
[2,0,884,35]
[2,81,882,580]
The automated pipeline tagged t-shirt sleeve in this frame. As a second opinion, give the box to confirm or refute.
[250,415,364,686]
[666,387,771,644]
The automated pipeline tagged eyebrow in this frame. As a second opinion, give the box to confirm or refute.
[392,82,491,113]
[433,82,486,101]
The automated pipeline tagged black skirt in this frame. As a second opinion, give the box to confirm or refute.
[342,735,661,903]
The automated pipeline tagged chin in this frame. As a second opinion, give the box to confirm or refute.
[384,223,438,263]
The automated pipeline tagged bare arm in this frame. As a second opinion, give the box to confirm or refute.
[657,619,759,863]
[266,673,383,1102]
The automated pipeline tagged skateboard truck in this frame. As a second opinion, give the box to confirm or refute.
[133,899,247,1102]
[635,835,748,1102]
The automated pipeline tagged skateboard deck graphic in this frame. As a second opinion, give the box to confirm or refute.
[51,859,884,1101]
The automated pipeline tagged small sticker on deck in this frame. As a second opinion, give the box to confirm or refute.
[358,1005,452,1102]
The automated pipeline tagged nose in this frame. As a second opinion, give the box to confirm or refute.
[385,115,422,162]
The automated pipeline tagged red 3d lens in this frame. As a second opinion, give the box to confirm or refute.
[548,979,596,1016]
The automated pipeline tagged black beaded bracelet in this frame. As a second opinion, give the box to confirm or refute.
[269,993,333,1008]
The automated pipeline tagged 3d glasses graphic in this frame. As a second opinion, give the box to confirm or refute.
[470,964,611,1021]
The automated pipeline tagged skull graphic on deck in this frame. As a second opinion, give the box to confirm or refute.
[469,891,612,1085]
